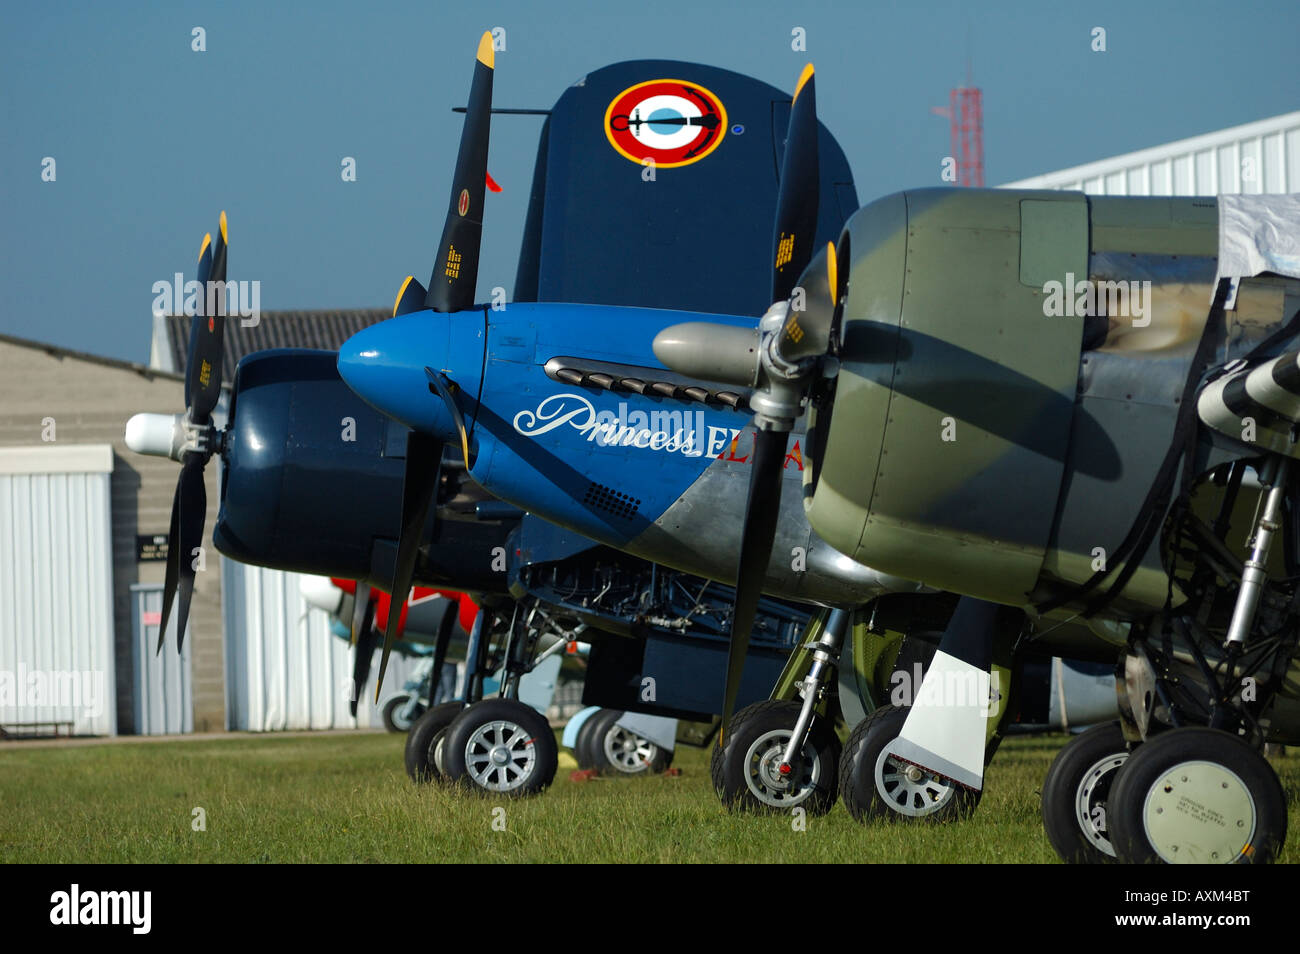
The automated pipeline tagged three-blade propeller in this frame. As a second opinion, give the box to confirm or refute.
[156,212,229,654]
[367,31,496,700]
[653,65,843,743]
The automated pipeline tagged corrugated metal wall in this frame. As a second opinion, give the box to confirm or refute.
[222,559,424,730]
[1003,111,1300,195]
[130,584,193,734]
[0,445,116,736]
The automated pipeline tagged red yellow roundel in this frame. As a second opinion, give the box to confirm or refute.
[604,79,727,168]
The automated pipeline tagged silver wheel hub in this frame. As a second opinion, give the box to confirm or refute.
[603,726,658,774]
[463,719,537,793]
[744,728,820,807]
[874,749,956,817]
[1142,760,1256,864]
[1074,750,1127,857]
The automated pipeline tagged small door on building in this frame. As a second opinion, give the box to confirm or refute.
[130,584,193,734]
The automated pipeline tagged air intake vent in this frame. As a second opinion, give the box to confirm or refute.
[584,482,641,519]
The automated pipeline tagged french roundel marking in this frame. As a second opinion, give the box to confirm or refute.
[604,79,728,168]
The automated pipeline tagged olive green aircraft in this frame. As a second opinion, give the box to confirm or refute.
[655,89,1300,863]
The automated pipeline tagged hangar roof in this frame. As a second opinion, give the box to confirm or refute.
[0,331,182,382]
[154,309,388,385]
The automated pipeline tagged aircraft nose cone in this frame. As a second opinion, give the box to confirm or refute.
[338,313,452,437]
[299,574,343,615]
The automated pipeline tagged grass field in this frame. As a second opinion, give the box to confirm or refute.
[1,731,1296,863]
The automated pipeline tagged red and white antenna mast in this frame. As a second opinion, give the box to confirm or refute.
[932,62,984,187]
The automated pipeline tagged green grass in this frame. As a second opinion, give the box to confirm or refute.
[1,732,1296,863]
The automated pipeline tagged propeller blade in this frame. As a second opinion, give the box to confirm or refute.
[187,211,229,422]
[771,64,820,304]
[776,241,839,366]
[425,32,495,313]
[392,275,429,317]
[350,584,374,647]
[184,233,213,410]
[374,430,443,699]
[425,368,472,467]
[719,427,788,742]
[172,454,207,652]
[350,625,380,718]
[430,599,458,704]
[156,475,185,654]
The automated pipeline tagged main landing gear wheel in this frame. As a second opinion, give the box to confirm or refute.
[405,702,465,783]
[382,693,425,733]
[1041,721,1130,863]
[1108,727,1287,864]
[839,704,981,822]
[443,699,559,797]
[711,700,840,815]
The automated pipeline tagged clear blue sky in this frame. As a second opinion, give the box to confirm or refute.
[3,0,1297,363]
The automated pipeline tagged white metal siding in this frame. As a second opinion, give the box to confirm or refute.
[130,584,194,734]
[1003,111,1300,196]
[222,559,423,730]
[0,445,115,735]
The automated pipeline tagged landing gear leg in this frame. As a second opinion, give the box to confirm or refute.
[711,608,848,813]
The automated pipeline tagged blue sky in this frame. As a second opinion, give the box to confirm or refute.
[3,0,1298,363]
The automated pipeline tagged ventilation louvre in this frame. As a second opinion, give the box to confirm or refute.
[584,481,641,519]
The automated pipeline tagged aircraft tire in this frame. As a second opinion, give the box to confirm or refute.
[710,700,840,815]
[1041,721,1130,863]
[576,709,620,770]
[404,702,465,783]
[592,714,673,775]
[838,704,981,823]
[382,693,425,733]
[442,699,559,797]
[1108,727,1286,864]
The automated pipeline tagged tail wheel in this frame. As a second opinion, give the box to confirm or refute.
[442,699,559,797]
[382,693,425,733]
[1041,721,1130,863]
[710,700,840,815]
[599,721,673,775]
[839,704,981,822]
[577,709,622,770]
[404,702,465,783]
[1109,727,1287,864]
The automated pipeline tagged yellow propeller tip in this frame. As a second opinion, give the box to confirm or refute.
[476,31,494,69]
[827,241,838,307]
[198,233,212,262]
[393,276,415,317]
[793,63,814,102]
[219,211,228,243]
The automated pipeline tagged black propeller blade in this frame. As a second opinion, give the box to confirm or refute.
[425,32,495,314]
[393,275,429,317]
[771,64,820,304]
[374,430,444,700]
[350,584,374,647]
[714,65,835,741]
[187,211,228,423]
[157,213,229,653]
[351,624,380,719]
[719,428,788,742]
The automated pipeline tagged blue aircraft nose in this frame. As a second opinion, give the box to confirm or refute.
[337,311,484,442]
